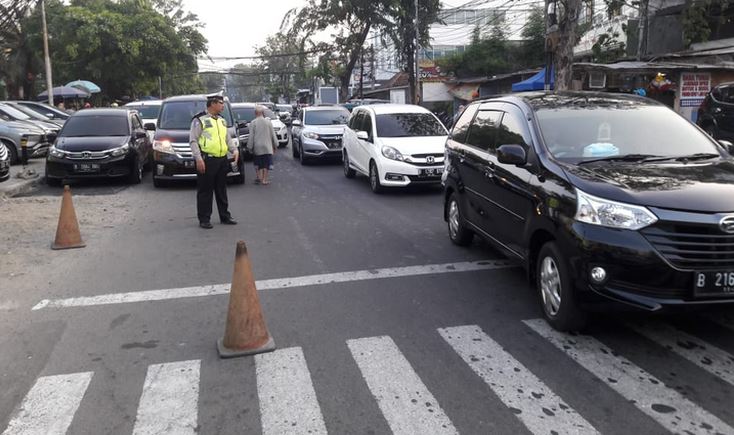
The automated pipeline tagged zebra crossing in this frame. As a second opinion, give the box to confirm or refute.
[4,318,734,435]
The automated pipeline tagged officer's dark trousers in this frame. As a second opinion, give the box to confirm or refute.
[196,155,231,224]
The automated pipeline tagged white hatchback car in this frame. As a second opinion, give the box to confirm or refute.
[342,104,448,193]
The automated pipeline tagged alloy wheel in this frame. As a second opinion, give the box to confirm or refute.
[448,200,460,239]
[540,256,562,316]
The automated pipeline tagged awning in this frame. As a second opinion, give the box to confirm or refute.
[511,68,554,92]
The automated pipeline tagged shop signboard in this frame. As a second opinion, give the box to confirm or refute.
[678,72,710,123]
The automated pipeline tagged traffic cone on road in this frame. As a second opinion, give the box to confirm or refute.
[51,185,86,250]
[217,241,276,358]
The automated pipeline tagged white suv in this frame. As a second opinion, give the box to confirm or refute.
[342,104,448,193]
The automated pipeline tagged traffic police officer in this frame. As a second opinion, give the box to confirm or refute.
[190,94,239,229]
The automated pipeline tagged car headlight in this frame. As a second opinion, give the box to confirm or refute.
[575,188,657,230]
[381,145,405,161]
[304,132,319,140]
[49,145,65,158]
[109,144,130,157]
[153,139,174,154]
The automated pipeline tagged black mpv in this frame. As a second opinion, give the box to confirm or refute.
[443,91,734,331]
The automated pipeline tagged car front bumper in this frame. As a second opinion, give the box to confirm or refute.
[376,158,444,187]
[153,151,242,181]
[46,153,134,179]
[302,137,342,160]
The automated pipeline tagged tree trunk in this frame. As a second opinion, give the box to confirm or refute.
[338,22,372,102]
[554,0,582,91]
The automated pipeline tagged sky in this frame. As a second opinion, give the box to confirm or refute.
[182,0,472,72]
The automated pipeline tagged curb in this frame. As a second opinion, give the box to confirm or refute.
[0,175,43,199]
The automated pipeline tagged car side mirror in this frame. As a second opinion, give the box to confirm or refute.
[497,144,527,166]
[356,130,370,141]
[144,122,156,131]
[719,140,734,154]
[292,119,302,127]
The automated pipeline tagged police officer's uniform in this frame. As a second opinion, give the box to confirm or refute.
[189,95,238,228]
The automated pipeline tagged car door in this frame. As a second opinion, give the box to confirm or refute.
[486,103,536,256]
[357,110,376,173]
[130,114,148,162]
[715,86,734,140]
[346,110,368,173]
[462,107,503,237]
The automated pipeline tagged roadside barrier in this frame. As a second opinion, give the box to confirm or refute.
[51,185,86,250]
[217,241,276,358]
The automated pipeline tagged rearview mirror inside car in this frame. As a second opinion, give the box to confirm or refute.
[497,144,527,166]
[356,131,370,141]
[144,122,156,131]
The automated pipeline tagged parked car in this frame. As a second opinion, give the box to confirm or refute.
[4,101,64,127]
[12,100,69,122]
[149,94,244,187]
[291,105,351,164]
[0,102,60,141]
[444,91,734,332]
[231,103,288,149]
[0,142,10,182]
[45,108,152,185]
[125,100,162,129]
[275,104,293,125]
[342,98,390,112]
[698,82,734,141]
[0,118,50,164]
[342,104,448,193]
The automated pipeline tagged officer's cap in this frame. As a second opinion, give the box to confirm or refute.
[206,92,224,103]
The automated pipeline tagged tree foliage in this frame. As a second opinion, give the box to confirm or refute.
[1,0,206,100]
[682,0,731,47]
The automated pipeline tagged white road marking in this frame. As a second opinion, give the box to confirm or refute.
[525,319,733,435]
[32,260,512,310]
[630,321,734,387]
[255,347,327,435]
[132,360,200,435]
[347,336,458,435]
[2,372,93,435]
[438,325,598,435]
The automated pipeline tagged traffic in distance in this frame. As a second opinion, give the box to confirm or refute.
[4,90,734,331]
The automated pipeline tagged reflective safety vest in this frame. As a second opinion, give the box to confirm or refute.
[197,114,228,157]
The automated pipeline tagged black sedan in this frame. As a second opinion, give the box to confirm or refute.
[45,109,152,185]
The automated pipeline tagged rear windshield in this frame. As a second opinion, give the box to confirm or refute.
[159,101,233,129]
[60,115,129,137]
[129,105,161,119]
[535,104,719,162]
[375,113,447,137]
[304,110,350,125]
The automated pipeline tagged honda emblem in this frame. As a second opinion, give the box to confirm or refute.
[426,156,435,164]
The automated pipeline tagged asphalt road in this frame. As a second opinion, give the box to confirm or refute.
[3,142,734,435]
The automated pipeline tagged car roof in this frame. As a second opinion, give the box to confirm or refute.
[72,108,131,117]
[358,103,431,115]
[472,91,658,111]
[126,100,162,106]
[231,103,257,108]
[163,94,230,103]
[303,105,350,112]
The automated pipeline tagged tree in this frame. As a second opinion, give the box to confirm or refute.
[682,0,731,47]
[552,0,584,90]
[437,22,512,79]
[520,6,545,68]
[0,0,40,98]
[255,32,308,102]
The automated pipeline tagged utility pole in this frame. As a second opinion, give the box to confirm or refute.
[359,49,364,99]
[414,0,420,104]
[41,0,54,105]
[158,76,162,99]
[636,0,649,60]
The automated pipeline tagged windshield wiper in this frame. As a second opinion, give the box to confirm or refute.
[578,154,661,165]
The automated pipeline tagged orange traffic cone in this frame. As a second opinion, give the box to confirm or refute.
[51,185,86,250]
[217,241,276,358]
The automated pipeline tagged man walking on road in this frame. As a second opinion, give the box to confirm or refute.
[247,105,278,185]
[190,94,239,229]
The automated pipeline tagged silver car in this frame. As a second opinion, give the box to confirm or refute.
[0,118,49,164]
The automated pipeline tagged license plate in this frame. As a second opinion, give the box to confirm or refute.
[693,271,734,296]
[421,168,443,176]
[184,160,195,168]
[73,163,100,173]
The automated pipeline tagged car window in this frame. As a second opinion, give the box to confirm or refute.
[466,111,503,152]
[0,105,31,121]
[159,101,234,130]
[233,107,256,123]
[375,113,447,138]
[19,102,69,120]
[131,115,143,130]
[536,104,719,162]
[349,111,363,130]
[363,113,373,138]
[132,105,161,119]
[304,109,350,125]
[451,104,478,143]
[60,115,130,137]
[497,110,531,149]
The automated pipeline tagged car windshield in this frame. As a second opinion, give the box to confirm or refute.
[265,109,278,120]
[276,105,291,112]
[233,107,256,123]
[20,103,69,119]
[535,103,719,163]
[375,113,448,137]
[305,110,350,125]
[0,104,31,121]
[159,101,234,129]
[60,115,129,137]
[130,105,161,119]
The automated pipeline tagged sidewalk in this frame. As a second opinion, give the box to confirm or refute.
[0,159,45,199]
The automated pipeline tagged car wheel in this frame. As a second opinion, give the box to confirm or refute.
[292,138,300,158]
[4,141,18,164]
[447,193,473,246]
[233,159,245,185]
[537,242,588,332]
[369,160,384,194]
[343,150,356,179]
[152,176,165,188]
[299,144,308,165]
[143,153,153,171]
[128,157,142,184]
